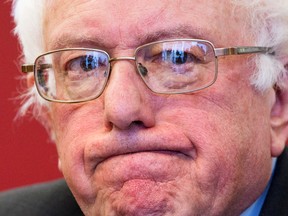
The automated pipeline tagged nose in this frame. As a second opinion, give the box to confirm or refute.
[103,60,155,130]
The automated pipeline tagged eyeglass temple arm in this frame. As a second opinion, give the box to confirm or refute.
[21,47,273,73]
[22,64,34,73]
[21,64,52,73]
[215,46,274,57]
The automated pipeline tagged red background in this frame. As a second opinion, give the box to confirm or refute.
[0,1,62,191]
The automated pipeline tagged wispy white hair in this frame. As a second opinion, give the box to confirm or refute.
[232,0,288,90]
[12,0,288,119]
[12,0,48,118]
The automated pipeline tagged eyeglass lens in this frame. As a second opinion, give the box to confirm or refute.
[35,49,110,102]
[135,40,217,94]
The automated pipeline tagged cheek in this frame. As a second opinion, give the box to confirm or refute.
[159,88,272,179]
[49,103,106,201]
[51,101,104,144]
[50,102,105,166]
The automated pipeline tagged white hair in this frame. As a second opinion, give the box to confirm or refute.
[12,0,288,120]
[12,0,48,118]
[232,0,288,90]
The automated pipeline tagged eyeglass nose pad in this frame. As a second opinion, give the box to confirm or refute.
[137,63,148,76]
[105,69,109,77]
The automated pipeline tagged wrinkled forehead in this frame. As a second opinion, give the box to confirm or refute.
[43,0,253,50]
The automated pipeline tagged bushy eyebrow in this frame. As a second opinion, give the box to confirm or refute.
[48,34,106,50]
[48,24,209,51]
[142,25,208,44]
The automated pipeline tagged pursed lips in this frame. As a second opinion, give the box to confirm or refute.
[95,149,190,166]
[82,124,197,177]
[84,138,196,176]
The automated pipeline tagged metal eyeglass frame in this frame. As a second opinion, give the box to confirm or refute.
[21,39,274,103]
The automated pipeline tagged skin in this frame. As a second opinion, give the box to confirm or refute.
[37,0,288,215]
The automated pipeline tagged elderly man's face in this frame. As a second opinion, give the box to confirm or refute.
[43,0,279,215]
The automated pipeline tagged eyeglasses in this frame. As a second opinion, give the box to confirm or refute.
[22,39,273,103]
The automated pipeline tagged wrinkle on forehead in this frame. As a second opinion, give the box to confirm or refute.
[44,0,251,52]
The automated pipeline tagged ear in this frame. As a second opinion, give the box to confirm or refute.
[270,79,288,157]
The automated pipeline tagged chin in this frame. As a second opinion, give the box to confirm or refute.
[86,178,185,216]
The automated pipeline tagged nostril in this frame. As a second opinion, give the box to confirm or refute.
[133,120,144,125]
[130,120,145,128]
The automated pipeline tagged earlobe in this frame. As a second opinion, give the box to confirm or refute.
[270,83,288,157]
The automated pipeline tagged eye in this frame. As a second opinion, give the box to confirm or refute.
[166,50,188,65]
[67,55,99,73]
[81,55,98,71]
[148,47,206,66]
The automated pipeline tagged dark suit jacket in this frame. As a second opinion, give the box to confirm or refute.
[260,148,288,216]
[1,149,288,216]
[0,179,83,216]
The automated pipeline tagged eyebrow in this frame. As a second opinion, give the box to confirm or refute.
[48,33,105,50]
[48,24,211,51]
[141,25,210,44]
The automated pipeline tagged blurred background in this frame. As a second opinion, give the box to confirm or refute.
[0,1,61,191]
